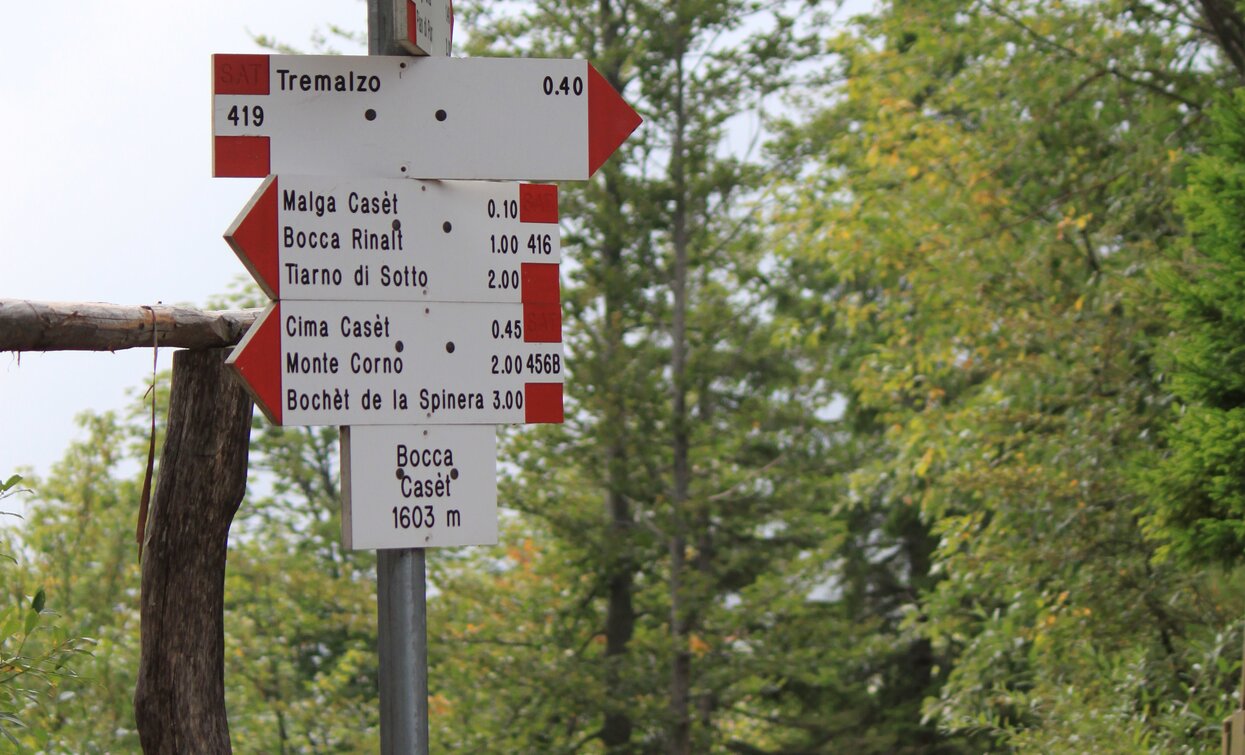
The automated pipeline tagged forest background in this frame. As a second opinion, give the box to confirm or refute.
[5,0,1245,752]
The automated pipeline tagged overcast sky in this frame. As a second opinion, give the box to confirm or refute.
[1,0,367,480]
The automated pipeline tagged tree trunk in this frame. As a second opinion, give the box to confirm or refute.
[1199,0,1245,82]
[133,348,253,753]
[603,484,636,751]
[668,31,693,755]
[595,1,638,750]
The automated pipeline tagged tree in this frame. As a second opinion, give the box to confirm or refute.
[0,474,93,752]
[769,0,1245,748]
[222,422,381,753]
[0,415,144,751]
[0,346,382,752]
[1147,89,1245,566]
[431,1,845,751]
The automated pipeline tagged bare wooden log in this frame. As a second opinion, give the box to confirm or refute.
[133,348,253,754]
[0,299,261,352]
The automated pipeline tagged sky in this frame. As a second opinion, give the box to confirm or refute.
[1,0,369,481]
[0,0,869,487]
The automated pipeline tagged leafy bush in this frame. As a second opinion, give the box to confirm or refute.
[0,475,93,751]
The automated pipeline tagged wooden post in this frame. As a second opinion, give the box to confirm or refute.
[133,348,253,753]
[1224,626,1245,755]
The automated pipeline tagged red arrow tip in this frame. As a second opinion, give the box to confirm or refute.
[226,177,280,299]
[228,303,283,424]
[587,65,641,176]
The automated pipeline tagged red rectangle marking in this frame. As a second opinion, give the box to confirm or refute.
[407,1,420,44]
[519,184,558,224]
[521,263,560,304]
[214,54,270,95]
[214,136,271,178]
[524,383,564,424]
[523,302,562,343]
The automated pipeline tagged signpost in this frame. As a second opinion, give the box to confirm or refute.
[226,299,564,426]
[213,4,640,748]
[226,176,560,301]
[391,0,453,57]
[341,424,496,549]
[212,54,642,180]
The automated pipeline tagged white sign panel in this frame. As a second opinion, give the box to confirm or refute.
[341,425,496,549]
[226,176,560,302]
[393,0,453,57]
[211,54,641,180]
[227,300,564,427]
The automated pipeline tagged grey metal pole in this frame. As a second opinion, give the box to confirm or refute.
[377,548,430,754]
[367,3,430,754]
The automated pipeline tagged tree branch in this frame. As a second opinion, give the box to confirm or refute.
[986,2,1205,110]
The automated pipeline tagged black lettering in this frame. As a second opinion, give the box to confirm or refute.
[285,351,339,374]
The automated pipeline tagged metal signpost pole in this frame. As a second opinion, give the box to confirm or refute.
[377,539,428,754]
[368,2,430,753]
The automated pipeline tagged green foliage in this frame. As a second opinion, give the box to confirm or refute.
[1148,89,1245,564]
[0,474,97,752]
[8,2,1245,752]
[223,423,380,753]
[2,414,146,751]
[435,0,856,751]
[770,0,1244,749]
[2,383,381,751]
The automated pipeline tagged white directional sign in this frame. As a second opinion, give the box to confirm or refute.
[212,54,642,180]
[342,425,496,549]
[392,0,453,57]
[226,176,560,302]
[227,300,563,427]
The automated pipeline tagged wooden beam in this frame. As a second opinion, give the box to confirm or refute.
[0,299,261,352]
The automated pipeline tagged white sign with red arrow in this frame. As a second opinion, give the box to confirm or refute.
[342,424,497,549]
[392,0,454,57]
[227,300,563,427]
[226,176,560,302]
[212,54,641,180]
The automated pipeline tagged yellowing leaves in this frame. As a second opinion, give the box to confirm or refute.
[429,693,452,716]
[1055,211,1093,240]
[506,538,538,567]
[915,447,936,478]
[971,190,997,207]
